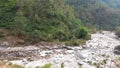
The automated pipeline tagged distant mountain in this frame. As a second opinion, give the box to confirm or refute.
[66,0,120,30]
[102,0,120,9]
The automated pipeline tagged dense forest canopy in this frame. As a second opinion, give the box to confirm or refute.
[0,0,89,43]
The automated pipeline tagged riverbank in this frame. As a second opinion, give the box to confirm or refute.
[0,31,120,68]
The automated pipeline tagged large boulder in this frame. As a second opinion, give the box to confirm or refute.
[114,45,120,55]
[0,41,9,47]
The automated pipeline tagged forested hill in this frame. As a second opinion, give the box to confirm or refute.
[0,0,89,43]
[66,0,120,30]
[1,0,120,43]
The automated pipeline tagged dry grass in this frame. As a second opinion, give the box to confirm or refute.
[65,39,87,46]
[0,61,24,68]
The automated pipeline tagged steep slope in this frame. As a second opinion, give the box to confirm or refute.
[0,0,89,42]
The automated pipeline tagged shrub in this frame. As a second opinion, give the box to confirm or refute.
[79,65,82,68]
[53,31,69,41]
[76,27,89,39]
[61,63,64,68]
[116,27,120,38]
[36,63,51,68]
[11,64,24,68]
[0,33,5,38]
[65,39,86,46]
[103,59,107,64]
[65,40,79,46]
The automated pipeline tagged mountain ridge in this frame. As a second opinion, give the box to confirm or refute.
[66,0,120,30]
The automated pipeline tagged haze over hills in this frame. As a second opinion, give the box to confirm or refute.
[102,0,120,9]
[66,0,120,30]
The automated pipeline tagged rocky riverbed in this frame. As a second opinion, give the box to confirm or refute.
[0,31,120,68]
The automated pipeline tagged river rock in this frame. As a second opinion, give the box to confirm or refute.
[0,41,9,47]
[6,31,120,68]
[114,45,120,55]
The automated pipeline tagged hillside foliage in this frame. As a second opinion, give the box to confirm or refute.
[0,0,89,43]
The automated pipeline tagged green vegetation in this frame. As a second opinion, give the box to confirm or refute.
[11,64,24,68]
[102,59,108,64]
[117,57,120,60]
[0,0,89,43]
[65,30,90,46]
[116,27,120,38]
[79,65,82,68]
[66,0,120,30]
[61,63,64,68]
[36,63,51,68]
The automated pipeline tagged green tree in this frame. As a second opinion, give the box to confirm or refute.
[0,0,17,28]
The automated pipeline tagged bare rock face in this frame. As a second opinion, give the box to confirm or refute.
[114,45,120,55]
